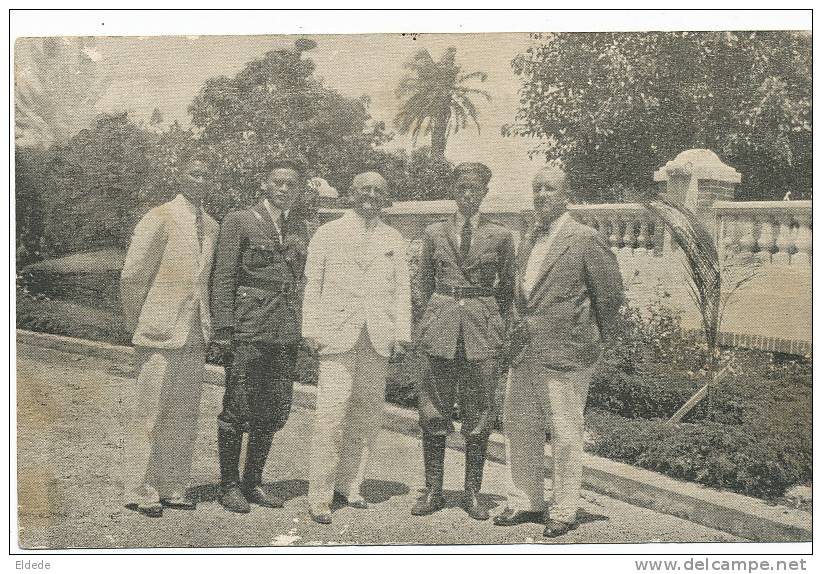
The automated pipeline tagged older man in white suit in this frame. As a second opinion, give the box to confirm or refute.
[302,171,412,525]
[120,156,219,517]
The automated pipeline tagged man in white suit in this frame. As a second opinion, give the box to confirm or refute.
[302,171,412,525]
[120,156,219,517]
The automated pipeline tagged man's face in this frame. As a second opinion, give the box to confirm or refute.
[452,173,488,218]
[263,168,303,211]
[351,172,389,221]
[180,160,210,204]
[532,169,569,223]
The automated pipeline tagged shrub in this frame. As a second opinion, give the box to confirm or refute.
[586,408,812,499]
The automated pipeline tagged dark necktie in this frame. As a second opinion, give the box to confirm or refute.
[460,219,472,258]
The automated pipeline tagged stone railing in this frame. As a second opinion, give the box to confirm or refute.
[712,200,812,265]
[569,203,665,255]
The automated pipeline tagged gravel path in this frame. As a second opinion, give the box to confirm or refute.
[16,343,743,549]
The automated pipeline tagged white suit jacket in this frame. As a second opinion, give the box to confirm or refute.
[301,210,412,357]
[120,194,219,349]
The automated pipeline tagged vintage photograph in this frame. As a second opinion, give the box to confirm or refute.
[13,12,812,551]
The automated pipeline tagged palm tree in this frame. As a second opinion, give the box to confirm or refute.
[395,47,491,159]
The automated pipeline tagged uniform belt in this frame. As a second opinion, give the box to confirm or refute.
[435,285,494,298]
[237,282,295,297]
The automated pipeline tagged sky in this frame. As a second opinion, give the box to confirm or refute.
[20,33,544,208]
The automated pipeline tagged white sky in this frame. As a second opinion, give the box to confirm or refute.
[91,33,541,206]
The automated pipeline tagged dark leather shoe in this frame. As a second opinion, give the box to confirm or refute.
[463,490,489,521]
[160,496,196,510]
[543,518,577,538]
[126,502,163,518]
[220,483,251,514]
[310,508,332,525]
[243,485,284,508]
[493,507,544,526]
[411,490,446,516]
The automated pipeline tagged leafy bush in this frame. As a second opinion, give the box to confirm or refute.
[586,408,812,499]
[589,293,708,419]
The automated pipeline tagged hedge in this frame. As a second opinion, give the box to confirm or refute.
[586,408,812,500]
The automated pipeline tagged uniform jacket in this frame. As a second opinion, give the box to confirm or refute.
[120,194,219,349]
[210,202,311,344]
[301,210,412,357]
[515,214,624,370]
[416,214,516,361]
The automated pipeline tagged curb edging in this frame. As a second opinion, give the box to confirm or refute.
[16,329,812,542]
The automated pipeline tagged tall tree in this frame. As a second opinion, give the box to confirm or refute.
[188,39,391,218]
[506,32,811,201]
[395,47,491,159]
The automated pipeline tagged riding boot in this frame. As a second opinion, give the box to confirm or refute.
[217,426,249,513]
[242,430,284,508]
[463,436,490,520]
[411,433,446,515]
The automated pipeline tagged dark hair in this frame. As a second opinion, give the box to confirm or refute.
[452,162,492,186]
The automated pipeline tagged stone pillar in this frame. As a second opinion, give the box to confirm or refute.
[653,149,742,242]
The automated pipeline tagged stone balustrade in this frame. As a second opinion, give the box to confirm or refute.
[712,200,812,265]
[569,203,665,255]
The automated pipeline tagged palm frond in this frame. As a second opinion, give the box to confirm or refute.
[458,71,488,83]
[644,198,721,359]
[453,94,481,133]
[454,86,493,101]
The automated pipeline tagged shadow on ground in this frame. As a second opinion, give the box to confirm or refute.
[188,479,310,505]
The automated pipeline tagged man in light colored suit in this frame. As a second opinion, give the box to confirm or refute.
[120,156,219,517]
[302,171,412,525]
[493,166,624,537]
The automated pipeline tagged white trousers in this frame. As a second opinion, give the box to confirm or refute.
[308,327,388,510]
[502,351,597,523]
[123,327,206,506]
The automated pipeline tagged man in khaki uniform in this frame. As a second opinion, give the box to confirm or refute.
[412,162,515,521]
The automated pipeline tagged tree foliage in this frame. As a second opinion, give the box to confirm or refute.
[395,47,491,159]
[17,40,461,261]
[369,146,454,202]
[506,32,811,201]
[15,146,53,265]
[37,112,190,256]
[188,40,391,218]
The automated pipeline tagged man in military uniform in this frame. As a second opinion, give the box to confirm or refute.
[210,157,311,513]
[412,162,516,521]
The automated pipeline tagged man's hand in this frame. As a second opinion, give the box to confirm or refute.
[303,337,324,355]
